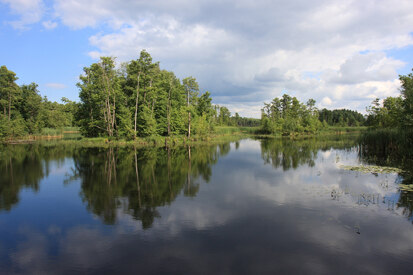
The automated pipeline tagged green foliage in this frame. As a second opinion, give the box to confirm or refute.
[75,50,223,139]
[400,69,413,127]
[192,114,211,135]
[365,69,413,130]
[318,108,365,127]
[0,65,78,139]
[138,105,157,137]
[260,94,321,135]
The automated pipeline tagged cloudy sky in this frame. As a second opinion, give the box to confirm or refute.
[1,0,413,117]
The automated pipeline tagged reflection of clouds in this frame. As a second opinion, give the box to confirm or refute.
[58,227,115,270]
[9,227,54,275]
[4,140,413,274]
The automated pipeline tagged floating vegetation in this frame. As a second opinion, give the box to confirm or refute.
[339,165,404,174]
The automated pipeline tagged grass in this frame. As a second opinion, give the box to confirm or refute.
[318,126,367,134]
[358,128,413,173]
[214,126,259,135]
[2,125,367,148]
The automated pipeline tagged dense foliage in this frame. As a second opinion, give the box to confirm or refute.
[318,108,365,127]
[0,66,76,138]
[260,94,322,135]
[76,51,220,139]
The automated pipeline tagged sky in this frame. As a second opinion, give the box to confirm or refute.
[1,0,413,118]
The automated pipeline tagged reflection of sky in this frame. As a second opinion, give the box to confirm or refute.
[1,140,413,274]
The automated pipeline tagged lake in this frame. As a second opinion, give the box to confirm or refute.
[1,136,413,274]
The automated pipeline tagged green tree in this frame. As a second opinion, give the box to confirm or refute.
[182,77,199,138]
[77,57,121,137]
[0,66,20,121]
[400,69,413,127]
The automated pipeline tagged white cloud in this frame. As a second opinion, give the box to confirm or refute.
[42,20,58,30]
[45,83,66,89]
[324,52,405,85]
[28,1,413,116]
[321,97,332,107]
[0,0,45,29]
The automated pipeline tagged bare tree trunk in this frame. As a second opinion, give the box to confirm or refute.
[188,112,191,139]
[167,80,172,136]
[187,89,191,138]
[151,98,155,118]
[112,95,116,135]
[8,90,11,121]
[134,72,141,138]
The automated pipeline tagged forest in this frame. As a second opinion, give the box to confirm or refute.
[0,51,255,140]
[2,50,412,141]
[259,95,366,135]
[0,65,77,138]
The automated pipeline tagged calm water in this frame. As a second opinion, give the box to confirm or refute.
[1,136,413,274]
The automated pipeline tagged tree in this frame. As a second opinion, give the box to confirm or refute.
[19,83,42,133]
[182,77,199,138]
[0,66,20,121]
[77,57,121,137]
[400,69,413,127]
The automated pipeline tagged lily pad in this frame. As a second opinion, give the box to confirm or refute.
[339,165,404,174]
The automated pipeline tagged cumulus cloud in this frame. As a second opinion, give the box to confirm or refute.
[324,52,405,85]
[0,0,45,29]
[4,0,413,116]
[42,20,58,30]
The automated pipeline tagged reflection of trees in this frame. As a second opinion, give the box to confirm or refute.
[71,144,229,228]
[359,137,413,222]
[0,144,74,211]
[395,173,413,222]
[260,136,357,171]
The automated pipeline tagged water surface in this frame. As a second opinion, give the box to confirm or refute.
[1,137,413,274]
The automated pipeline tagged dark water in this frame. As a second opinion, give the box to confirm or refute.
[1,136,413,274]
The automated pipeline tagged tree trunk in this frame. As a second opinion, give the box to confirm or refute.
[187,89,190,138]
[188,111,191,139]
[8,90,11,121]
[134,72,141,138]
[167,80,172,136]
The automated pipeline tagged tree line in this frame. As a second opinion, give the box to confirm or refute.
[76,50,249,139]
[1,50,258,140]
[1,51,256,140]
[0,65,76,138]
[365,69,413,129]
[260,94,367,135]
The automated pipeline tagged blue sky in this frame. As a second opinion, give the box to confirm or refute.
[1,0,413,117]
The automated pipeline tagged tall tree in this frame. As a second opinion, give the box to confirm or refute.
[0,66,20,121]
[182,77,199,138]
[400,69,413,127]
[77,57,120,137]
